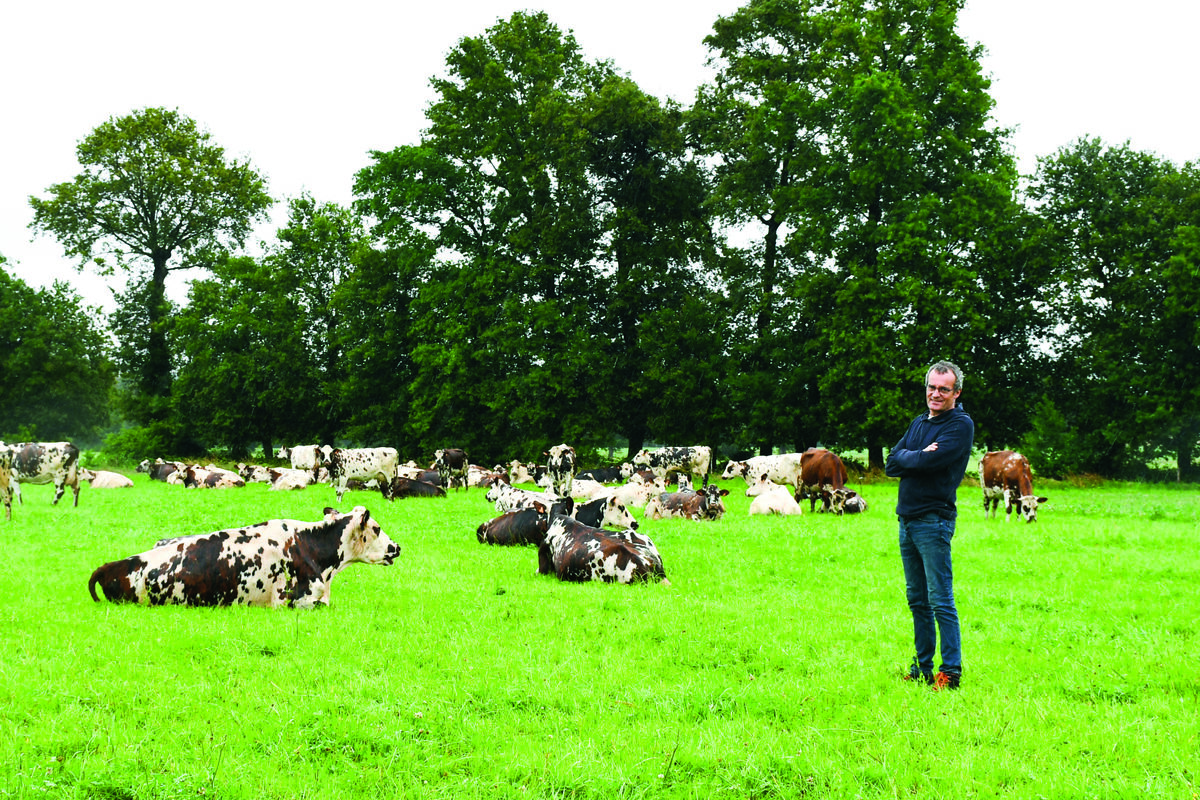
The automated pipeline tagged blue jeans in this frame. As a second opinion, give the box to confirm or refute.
[899,514,961,676]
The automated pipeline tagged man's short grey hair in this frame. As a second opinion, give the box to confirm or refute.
[926,360,963,392]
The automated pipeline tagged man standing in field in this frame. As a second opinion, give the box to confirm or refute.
[884,360,974,690]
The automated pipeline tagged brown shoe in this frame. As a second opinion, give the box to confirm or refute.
[931,671,960,691]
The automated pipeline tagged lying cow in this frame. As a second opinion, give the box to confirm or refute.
[537,515,669,585]
[182,465,244,489]
[88,506,398,607]
[138,458,185,482]
[644,484,729,521]
[477,498,573,546]
[487,483,558,513]
[747,478,803,516]
[981,450,1047,522]
[381,476,447,500]
[575,464,633,484]
[572,494,639,530]
[268,467,320,491]
[80,469,135,489]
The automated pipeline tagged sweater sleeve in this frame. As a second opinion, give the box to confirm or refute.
[885,414,972,477]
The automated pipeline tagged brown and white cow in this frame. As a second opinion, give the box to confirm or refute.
[644,484,729,521]
[980,450,1047,522]
[80,469,135,489]
[632,446,713,488]
[88,506,399,608]
[796,448,850,514]
[0,447,12,521]
[6,441,81,507]
[433,448,469,491]
[545,444,577,497]
[182,465,244,489]
[537,515,669,585]
[330,447,400,502]
[381,476,447,500]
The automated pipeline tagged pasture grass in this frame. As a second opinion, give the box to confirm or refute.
[2,474,1197,798]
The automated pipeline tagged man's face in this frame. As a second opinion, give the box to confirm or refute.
[925,370,960,416]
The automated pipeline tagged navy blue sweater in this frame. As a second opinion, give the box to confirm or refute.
[884,405,975,520]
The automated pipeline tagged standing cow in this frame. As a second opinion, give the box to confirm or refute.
[330,447,400,502]
[88,506,399,607]
[545,444,577,497]
[796,448,851,514]
[721,452,806,490]
[5,441,81,507]
[632,446,713,488]
[980,450,1047,522]
[434,448,469,491]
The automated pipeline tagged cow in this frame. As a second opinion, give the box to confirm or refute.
[797,448,851,514]
[644,484,729,521]
[433,448,469,491]
[607,480,660,508]
[486,483,557,513]
[238,463,274,483]
[138,458,185,482]
[181,466,243,489]
[330,447,399,502]
[572,494,639,530]
[544,444,577,497]
[576,464,634,484]
[537,515,669,585]
[381,476,447,500]
[632,446,713,487]
[748,484,804,516]
[88,506,398,608]
[569,478,611,501]
[268,467,319,491]
[6,441,81,507]
[277,445,332,472]
[476,497,573,546]
[0,447,12,521]
[722,453,806,490]
[80,469,135,489]
[980,450,1047,522]
[841,490,868,514]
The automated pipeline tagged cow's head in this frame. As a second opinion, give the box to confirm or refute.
[599,496,638,530]
[744,474,775,497]
[631,449,651,467]
[701,484,729,520]
[1017,494,1048,522]
[721,460,749,481]
[340,506,400,564]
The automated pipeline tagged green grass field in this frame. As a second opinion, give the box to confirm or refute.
[2,474,1196,799]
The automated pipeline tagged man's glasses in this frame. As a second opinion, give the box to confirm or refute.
[926,384,956,395]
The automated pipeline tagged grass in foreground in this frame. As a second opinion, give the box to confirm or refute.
[1,475,1196,798]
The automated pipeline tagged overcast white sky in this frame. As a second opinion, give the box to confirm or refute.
[3,0,1197,312]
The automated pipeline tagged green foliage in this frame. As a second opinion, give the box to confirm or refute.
[0,266,114,442]
[4,479,1197,797]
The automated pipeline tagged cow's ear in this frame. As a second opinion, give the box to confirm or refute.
[1038,496,1049,503]
[323,506,339,517]
[719,489,730,496]
[533,501,546,513]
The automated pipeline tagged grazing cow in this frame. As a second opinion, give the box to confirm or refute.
[576,464,634,484]
[797,448,851,514]
[330,447,400,502]
[748,483,804,516]
[572,494,639,530]
[537,515,669,585]
[0,447,12,521]
[545,444,577,497]
[80,469,135,489]
[433,448,469,491]
[980,450,1047,522]
[88,506,398,608]
[477,498,574,546]
[6,441,81,507]
[632,446,713,487]
[722,453,806,490]
[277,445,332,471]
[381,476,447,500]
[644,484,729,521]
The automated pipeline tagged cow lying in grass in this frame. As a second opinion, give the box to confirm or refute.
[88,506,399,608]
[537,515,669,585]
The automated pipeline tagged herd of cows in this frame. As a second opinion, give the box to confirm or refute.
[0,439,1047,608]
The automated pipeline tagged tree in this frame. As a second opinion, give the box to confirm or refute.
[1028,138,1200,477]
[29,107,272,423]
[695,0,1018,466]
[0,262,114,442]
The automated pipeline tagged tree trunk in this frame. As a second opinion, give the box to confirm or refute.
[146,254,173,408]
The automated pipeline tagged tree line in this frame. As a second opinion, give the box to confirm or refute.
[5,0,1199,479]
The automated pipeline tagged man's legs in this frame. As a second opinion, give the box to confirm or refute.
[899,514,961,680]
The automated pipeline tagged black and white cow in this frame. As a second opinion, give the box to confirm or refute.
[5,441,81,507]
[575,463,634,484]
[572,494,639,530]
[537,515,669,585]
[721,452,806,490]
[88,506,399,608]
[486,483,558,513]
[138,458,185,482]
[544,444,577,497]
[330,447,400,502]
[432,448,469,491]
[632,446,713,488]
